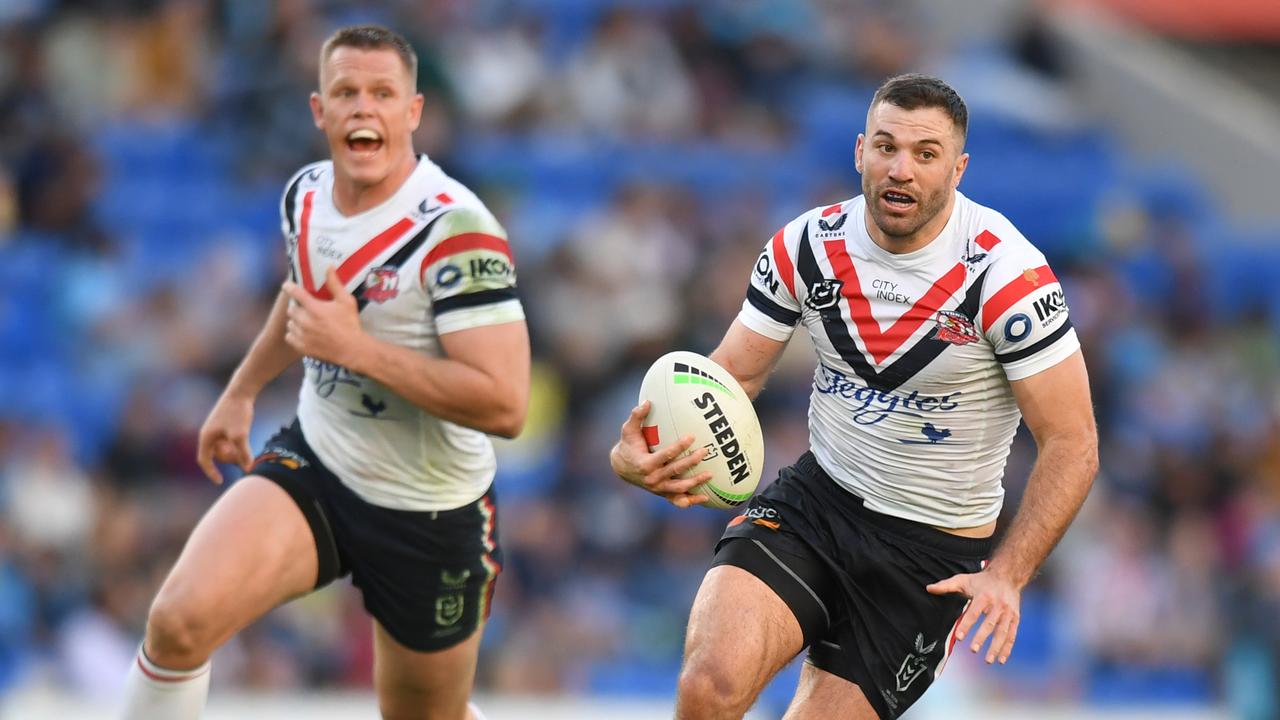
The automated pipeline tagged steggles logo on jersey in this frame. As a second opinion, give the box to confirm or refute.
[1022,267,1042,287]
[806,279,844,310]
[815,363,960,425]
[304,357,364,398]
[933,310,979,346]
[362,266,400,304]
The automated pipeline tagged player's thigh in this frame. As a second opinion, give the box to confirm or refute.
[681,564,805,700]
[782,662,879,720]
[373,620,482,720]
[148,476,319,648]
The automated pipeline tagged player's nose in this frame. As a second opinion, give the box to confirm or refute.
[352,90,375,115]
[886,154,914,182]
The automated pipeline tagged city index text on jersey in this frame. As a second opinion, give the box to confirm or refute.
[814,363,960,425]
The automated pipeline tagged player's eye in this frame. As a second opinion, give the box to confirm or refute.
[920,151,935,160]
[878,144,894,153]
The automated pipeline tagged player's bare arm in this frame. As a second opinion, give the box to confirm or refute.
[610,318,786,507]
[927,350,1098,664]
[197,286,303,484]
[282,267,529,438]
[707,318,788,400]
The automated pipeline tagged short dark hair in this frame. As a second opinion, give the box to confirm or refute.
[320,24,418,85]
[870,74,968,143]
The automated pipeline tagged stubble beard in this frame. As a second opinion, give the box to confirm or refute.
[864,178,949,241]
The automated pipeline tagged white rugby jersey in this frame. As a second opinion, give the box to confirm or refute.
[739,192,1078,528]
[279,155,524,511]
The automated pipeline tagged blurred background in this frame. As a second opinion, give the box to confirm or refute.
[0,0,1278,718]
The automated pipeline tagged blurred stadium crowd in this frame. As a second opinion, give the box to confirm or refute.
[0,0,1278,717]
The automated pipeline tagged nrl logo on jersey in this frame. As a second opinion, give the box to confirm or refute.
[933,310,979,346]
[806,279,844,310]
[362,266,400,304]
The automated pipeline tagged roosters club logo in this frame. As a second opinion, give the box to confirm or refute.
[362,266,400,304]
[934,310,979,346]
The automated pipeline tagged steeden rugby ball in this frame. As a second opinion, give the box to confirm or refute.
[637,351,764,509]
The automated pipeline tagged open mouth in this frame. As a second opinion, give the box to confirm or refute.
[882,189,916,210]
[346,128,383,155]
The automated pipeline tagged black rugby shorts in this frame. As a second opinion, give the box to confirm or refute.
[250,420,501,652]
[713,451,992,719]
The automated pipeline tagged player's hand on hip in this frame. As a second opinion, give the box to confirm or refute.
[196,393,255,485]
[927,567,1021,665]
[609,401,711,509]
[282,267,364,366]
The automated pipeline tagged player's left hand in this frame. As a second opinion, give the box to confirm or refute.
[282,267,365,367]
[926,567,1021,665]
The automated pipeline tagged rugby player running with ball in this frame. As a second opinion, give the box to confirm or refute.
[611,74,1096,719]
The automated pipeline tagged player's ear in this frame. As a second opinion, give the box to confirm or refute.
[853,133,866,174]
[408,92,425,131]
[310,92,324,129]
[952,151,969,188]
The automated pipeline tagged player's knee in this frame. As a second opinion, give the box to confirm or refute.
[677,658,751,716]
[145,593,215,665]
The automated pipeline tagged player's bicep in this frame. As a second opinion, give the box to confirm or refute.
[710,319,788,400]
[980,266,1078,381]
[1009,350,1095,449]
[739,225,802,342]
[439,320,530,397]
